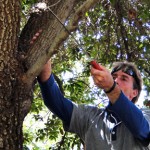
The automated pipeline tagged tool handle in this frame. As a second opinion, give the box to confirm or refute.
[90,60,102,70]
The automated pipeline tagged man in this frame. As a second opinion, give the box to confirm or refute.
[38,60,150,150]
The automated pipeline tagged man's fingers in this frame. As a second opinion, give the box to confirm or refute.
[91,67,105,77]
[30,29,43,44]
[35,32,41,37]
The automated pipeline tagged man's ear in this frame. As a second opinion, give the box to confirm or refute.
[132,89,138,98]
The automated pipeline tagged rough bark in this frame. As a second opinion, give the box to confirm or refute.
[0,0,27,149]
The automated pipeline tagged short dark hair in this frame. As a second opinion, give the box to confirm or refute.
[111,61,142,103]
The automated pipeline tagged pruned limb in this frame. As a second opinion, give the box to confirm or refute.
[22,0,100,85]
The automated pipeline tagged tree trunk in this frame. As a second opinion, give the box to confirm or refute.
[0,0,28,149]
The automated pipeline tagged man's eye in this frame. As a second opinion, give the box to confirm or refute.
[122,77,127,81]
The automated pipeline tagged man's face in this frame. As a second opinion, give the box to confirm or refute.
[112,70,138,101]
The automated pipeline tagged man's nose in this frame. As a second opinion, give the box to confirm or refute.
[114,77,119,85]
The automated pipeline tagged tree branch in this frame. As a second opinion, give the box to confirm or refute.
[22,0,100,85]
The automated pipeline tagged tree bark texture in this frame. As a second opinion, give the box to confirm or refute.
[0,0,26,149]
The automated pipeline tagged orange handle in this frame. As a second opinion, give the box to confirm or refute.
[90,60,102,70]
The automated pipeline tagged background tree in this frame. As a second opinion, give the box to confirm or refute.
[0,0,149,150]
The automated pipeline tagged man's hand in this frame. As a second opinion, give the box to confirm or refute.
[90,64,121,104]
[90,64,114,91]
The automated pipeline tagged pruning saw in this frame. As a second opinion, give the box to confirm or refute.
[49,8,102,71]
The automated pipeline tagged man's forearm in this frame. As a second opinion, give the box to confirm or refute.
[38,60,52,82]
[38,74,73,127]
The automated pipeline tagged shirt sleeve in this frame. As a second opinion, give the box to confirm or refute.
[38,74,73,128]
[107,91,150,146]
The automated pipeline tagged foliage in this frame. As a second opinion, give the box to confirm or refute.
[23,0,150,149]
